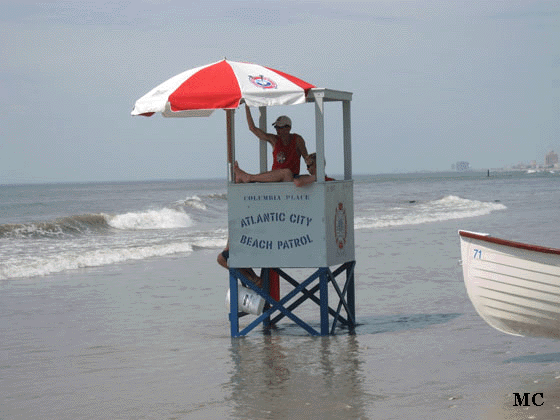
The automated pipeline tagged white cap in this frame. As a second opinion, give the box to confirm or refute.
[272,115,292,128]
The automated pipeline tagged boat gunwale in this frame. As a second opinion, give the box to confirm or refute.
[459,230,560,256]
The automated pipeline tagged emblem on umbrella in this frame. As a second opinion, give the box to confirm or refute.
[248,75,277,89]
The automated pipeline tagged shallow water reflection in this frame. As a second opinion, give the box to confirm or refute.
[226,334,380,419]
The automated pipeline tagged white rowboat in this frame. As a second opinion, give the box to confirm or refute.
[459,230,560,339]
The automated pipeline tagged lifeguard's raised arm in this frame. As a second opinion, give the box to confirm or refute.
[245,105,277,146]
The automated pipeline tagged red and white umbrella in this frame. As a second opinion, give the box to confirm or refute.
[131,59,315,117]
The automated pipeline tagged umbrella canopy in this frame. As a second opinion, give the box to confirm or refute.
[131,59,315,117]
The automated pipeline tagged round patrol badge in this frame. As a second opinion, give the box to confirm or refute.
[249,75,278,89]
[334,202,347,249]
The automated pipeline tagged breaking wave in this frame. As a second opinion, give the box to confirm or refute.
[0,208,194,238]
[107,209,193,230]
[354,195,507,229]
[0,241,195,280]
[180,195,208,210]
[0,214,110,238]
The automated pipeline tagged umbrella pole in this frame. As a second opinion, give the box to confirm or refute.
[226,109,235,182]
[258,106,268,173]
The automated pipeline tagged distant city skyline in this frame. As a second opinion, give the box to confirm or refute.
[504,149,559,170]
[454,149,559,172]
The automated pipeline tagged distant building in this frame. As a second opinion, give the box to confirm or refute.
[455,161,471,171]
[545,150,558,167]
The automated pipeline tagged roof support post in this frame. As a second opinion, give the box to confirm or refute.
[343,100,352,180]
[314,96,325,183]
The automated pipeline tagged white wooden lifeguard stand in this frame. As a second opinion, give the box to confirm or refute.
[227,88,355,336]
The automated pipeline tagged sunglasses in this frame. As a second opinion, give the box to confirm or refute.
[275,125,290,129]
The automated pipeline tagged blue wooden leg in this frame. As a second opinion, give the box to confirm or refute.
[320,269,329,336]
[347,262,356,330]
[261,268,271,329]
[229,268,239,337]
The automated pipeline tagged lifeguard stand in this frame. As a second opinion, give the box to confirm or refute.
[227,88,355,336]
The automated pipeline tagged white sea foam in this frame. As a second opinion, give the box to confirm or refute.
[193,237,228,249]
[182,195,208,210]
[107,208,193,230]
[0,241,194,280]
[355,195,507,229]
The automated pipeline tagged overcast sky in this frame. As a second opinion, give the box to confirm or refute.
[1,0,559,184]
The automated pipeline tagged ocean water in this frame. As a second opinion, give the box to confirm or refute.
[1,171,560,419]
[0,172,523,281]
[0,179,229,281]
